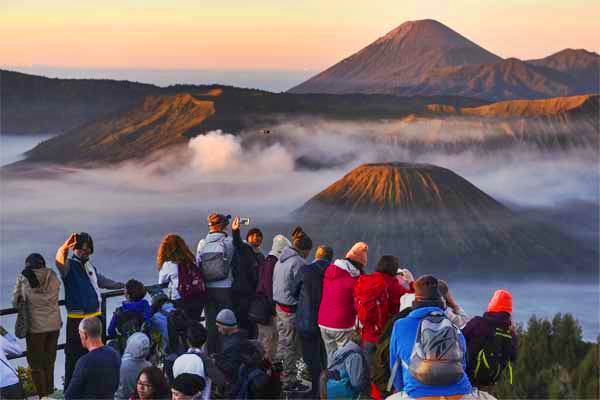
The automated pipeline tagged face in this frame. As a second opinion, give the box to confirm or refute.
[73,242,91,259]
[247,233,263,247]
[171,388,193,400]
[137,373,154,399]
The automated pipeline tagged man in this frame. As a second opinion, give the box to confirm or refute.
[65,317,121,400]
[388,275,472,399]
[292,245,333,398]
[272,226,313,387]
[55,232,124,389]
[197,214,237,354]
[231,216,265,339]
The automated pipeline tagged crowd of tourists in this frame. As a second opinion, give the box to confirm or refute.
[0,213,518,400]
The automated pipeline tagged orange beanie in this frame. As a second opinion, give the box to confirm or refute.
[345,242,368,267]
[487,289,513,314]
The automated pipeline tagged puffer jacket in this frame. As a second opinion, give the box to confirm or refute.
[115,333,151,400]
[272,246,306,307]
[12,268,61,333]
[318,259,361,330]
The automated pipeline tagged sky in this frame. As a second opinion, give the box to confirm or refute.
[2,0,599,90]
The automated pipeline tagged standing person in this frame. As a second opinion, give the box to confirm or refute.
[114,333,152,400]
[157,234,205,321]
[253,234,291,361]
[107,279,152,349]
[272,226,313,387]
[11,253,61,398]
[55,232,124,389]
[231,216,265,340]
[292,245,333,398]
[318,242,368,363]
[197,213,236,355]
[0,326,24,399]
[65,317,121,400]
[354,256,414,372]
[462,289,517,390]
[130,366,171,400]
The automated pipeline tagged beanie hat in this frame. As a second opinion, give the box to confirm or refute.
[207,213,230,227]
[172,373,206,396]
[314,245,334,262]
[487,289,513,314]
[216,308,237,327]
[412,275,444,309]
[345,242,368,268]
[291,226,313,252]
[269,234,291,259]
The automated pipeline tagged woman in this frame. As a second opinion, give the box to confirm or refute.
[318,242,368,363]
[11,253,61,398]
[130,366,170,400]
[157,234,204,321]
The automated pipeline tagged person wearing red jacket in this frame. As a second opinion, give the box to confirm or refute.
[354,256,415,372]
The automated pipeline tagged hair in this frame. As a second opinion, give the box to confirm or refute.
[74,232,94,253]
[437,279,449,298]
[132,366,170,400]
[24,253,46,269]
[375,255,400,276]
[172,373,206,396]
[314,245,333,262]
[125,279,147,301]
[246,228,263,240]
[156,234,196,270]
[79,316,102,339]
[187,321,208,348]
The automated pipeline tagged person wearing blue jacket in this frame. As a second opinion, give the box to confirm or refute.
[108,279,152,338]
[388,275,472,399]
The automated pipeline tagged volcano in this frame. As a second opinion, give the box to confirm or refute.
[295,163,596,278]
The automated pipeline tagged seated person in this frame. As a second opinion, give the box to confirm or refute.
[321,336,369,399]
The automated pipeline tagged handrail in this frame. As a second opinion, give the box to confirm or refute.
[3,283,168,360]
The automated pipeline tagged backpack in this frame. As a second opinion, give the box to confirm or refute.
[469,326,514,387]
[164,308,190,356]
[231,364,269,399]
[177,263,205,301]
[198,238,231,282]
[326,349,369,399]
[355,274,391,337]
[114,307,146,352]
[407,311,465,386]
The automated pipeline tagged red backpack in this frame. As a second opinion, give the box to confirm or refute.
[355,273,391,336]
[177,263,206,301]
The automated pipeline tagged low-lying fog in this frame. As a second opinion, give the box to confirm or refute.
[1,122,598,341]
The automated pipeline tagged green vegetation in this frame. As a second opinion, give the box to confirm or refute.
[494,313,599,399]
[16,366,36,397]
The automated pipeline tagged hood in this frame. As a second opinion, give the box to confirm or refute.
[123,332,151,360]
[270,235,292,258]
[122,299,150,314]
[160,302,175,314]
[407,306,445,320]
[30,268,54,292]
[330,259,361,278]
[205,232,227,244]
[279,246,302,263]
[330,340,361,367]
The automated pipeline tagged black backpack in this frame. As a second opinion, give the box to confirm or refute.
[114,307,146,352]
[164,308,189,356]
[468,326,514,386]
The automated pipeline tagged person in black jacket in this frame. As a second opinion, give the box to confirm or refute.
[231,217,265,339]
[291,245,333,397]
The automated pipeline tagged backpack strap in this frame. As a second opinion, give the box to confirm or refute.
[386,358,400,393]
[329,349,362,370]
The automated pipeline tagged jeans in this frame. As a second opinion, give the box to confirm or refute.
[204,287,233,354]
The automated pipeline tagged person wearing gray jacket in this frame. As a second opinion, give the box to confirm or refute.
[115,332,152,400]
[272,226,313,387]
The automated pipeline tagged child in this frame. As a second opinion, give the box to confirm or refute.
[108,279,152,349]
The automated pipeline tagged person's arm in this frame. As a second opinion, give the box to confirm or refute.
[64,358,86,399]
[143,301,153,330]
[107,309,119,337]
[56,233,77,276]
[96,272,125,289]
[345,353,365,390]
[0,333,23,357]
[158,263,172,285]
[291,266,304,300]
[11,275,24,308]
[231,217,243,250]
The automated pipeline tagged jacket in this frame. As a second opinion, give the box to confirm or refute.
[0,332,22,389]
[232,228,264,297]
[107,299,152,337]
[318,259,361,330]
[12,268,62,333]
[158,261,181,301]
[272,246,306,307]
[354,272,413,343]
[115,333,151,400]
[328,340,367,392]
[152,301,175,354]
[255,255,278,301]
[197,232,235,289]
[389,306,472,398]
[292,258,330,335]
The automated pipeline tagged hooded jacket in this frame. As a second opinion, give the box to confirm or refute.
[328,340,367,392]
[292,258,330,335]
[272,246,306,307]
[107,299,152,338]
[197,232,236,289]
[0,332,22,389]
[152,301,176,353]
[115,333,151,400]
[389,306,472,398]
[318,259,361,330]
[12,268,62,333]
[231,228,264,297]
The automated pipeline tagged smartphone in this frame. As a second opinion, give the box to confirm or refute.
[239,217,251,225]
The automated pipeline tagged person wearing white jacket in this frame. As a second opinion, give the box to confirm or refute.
[0,326,24,399]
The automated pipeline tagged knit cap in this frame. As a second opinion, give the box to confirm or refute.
[345,242,368,267]
[487,289,513,314]
[291,226,313,252]
[216,308,237,327]
[172,373,206,396]
[269,234,292,259]
[207,213,230,227]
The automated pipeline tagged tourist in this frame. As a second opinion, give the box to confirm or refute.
[115,333,152,400]
[130,366,171,400]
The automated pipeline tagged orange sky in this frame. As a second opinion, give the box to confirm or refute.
[2,0,599,70]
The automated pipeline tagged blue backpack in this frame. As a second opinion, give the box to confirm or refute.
[326,350,368,399]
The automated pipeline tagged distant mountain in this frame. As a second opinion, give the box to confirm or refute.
[295,163,597,277]
[289,20,599,100]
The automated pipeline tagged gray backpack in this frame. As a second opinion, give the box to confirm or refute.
[408,311,464,386]
[198,237,230,282]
